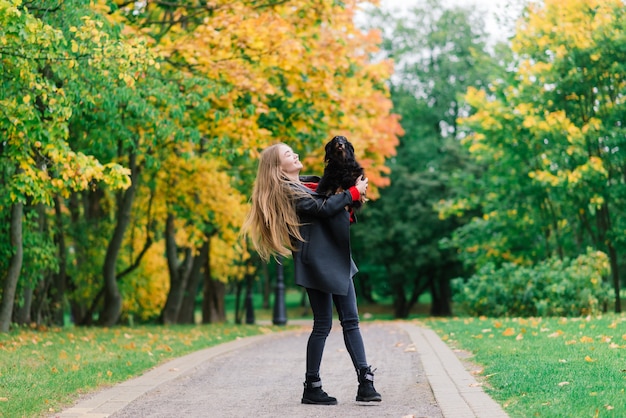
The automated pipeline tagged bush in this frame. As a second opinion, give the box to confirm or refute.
[452,248,612,317]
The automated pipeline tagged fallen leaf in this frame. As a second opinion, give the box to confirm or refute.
[580,336,594,343]
[516,333,524,341]
[558,381,569,386]
[559,359,567,363]
[585,355,595,362]
[502,328,515,337]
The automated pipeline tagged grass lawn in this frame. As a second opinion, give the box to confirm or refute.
[3,292,624,418]
[424,314,626,418]
[0,323,284,418]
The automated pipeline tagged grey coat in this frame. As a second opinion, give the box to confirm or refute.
[291,175,357,296]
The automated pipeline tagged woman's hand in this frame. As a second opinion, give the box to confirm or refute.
[355,175,368,196]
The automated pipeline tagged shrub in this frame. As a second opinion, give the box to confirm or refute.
[452,248,612,317]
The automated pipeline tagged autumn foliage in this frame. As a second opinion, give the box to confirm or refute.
[0,0,401,330]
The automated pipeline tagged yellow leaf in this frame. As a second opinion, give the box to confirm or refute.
[580,336,594,343]
[23,95,31,104]
[502,328,515,336]
[584,355,595,362]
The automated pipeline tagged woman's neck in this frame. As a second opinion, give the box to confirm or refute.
[284,171,301,182]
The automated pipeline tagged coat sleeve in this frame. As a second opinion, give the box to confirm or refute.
[295,190,354,218]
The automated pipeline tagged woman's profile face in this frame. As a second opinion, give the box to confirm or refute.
[278,144,303,178]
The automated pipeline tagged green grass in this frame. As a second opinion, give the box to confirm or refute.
[6,294,622,418]
[0,323,283,418]
[424,314,626,418]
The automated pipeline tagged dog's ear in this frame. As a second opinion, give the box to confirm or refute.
[346,140,355,155]
[324,139,334,160]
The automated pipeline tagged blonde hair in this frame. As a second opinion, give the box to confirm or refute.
[242,143,310,261]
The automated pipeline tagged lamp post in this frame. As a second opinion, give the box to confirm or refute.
[272,256,287,325]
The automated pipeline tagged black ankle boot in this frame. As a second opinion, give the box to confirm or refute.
[301,377,337,405]
[356,366,382,402]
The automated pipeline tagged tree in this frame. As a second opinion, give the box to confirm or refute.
[353,0,495,317]
[441,0,626,312]
[0,0,133,331]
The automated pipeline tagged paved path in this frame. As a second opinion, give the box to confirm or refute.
[55,321,508,418]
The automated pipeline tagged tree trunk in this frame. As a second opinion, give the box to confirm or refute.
[0,202,24,333]
[14,287,32,325]
[51,196,68,326]
[430,277,452,316]
[392,280,409,319]
[202,242,226,323]
[161,214,192,324]
[607,242,621,313]
[98,151,138,326]
[15,203,48,326]
[234,280,243,324]
[262,261,270,310]
[178,240,210,324]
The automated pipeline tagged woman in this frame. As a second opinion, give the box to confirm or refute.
[242,142,381,405]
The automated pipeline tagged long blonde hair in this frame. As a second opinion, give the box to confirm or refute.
[241,143,310,261]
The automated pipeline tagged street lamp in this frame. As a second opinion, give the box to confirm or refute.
[272,256,287,325]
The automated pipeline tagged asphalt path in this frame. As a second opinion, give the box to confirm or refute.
[109,322,442,418]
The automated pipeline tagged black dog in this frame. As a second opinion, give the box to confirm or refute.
[316,136,365,209]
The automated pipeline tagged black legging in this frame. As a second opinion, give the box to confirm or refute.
[305,280,368,379]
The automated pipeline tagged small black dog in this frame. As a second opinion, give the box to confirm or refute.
[316,135,365,209]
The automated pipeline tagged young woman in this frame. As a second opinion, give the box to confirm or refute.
[242,142,381,405]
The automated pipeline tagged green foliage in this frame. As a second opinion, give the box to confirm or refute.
[353,0,494,317]
[438,0,626,312]
[452,249,612,317]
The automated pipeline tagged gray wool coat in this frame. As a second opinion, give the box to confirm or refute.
[291,175,358,296]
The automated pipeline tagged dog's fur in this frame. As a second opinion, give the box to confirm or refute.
[316,136,365,209]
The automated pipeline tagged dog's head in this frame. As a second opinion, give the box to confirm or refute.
[324,136,355,164]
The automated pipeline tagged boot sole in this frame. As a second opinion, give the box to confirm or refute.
[356,396,382,402]
[302,398,338,405]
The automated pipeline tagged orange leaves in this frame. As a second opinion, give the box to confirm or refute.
[502,328,516,337]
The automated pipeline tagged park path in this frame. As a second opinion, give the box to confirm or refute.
[55,320,509,418]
